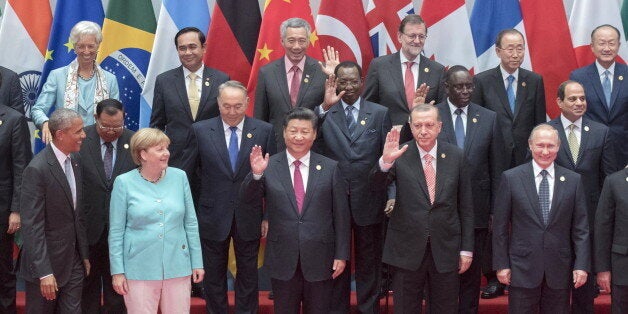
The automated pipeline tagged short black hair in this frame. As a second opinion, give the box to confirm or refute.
[174,27,206,47]
[398,14,426,34]
[96,98,124,117]
[556,80,583,101]
[495,29,524,47]
[444,65,470,84]
[590,24,621,41]
[283,107,318,131]
[334,61,362,78]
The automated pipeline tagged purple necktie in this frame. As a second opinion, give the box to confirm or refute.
[293,160,304,214]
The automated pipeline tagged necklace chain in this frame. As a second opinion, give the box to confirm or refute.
[138,168,164,183]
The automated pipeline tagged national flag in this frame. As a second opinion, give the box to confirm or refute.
[96,0,156,131]
[569,0,628,67]
[246,0,322,116]
[365,0,415,57]
[139,0,210,127]
[420,0,477,72]
[316,0,374,73]
[204,0,261,85]
[622,0,628,41]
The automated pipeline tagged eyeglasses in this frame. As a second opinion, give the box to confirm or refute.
[402,33,428,41]
[497,46,525,54]
[96,121,124,132]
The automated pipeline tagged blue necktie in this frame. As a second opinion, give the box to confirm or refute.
[506,75,516,114]
[539,170,550,225]
[454,108,465,149]
[602,70,612,108]
[228,126,238,172]
[346,105,356,137]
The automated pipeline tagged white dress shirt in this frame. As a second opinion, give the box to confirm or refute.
[560,115,582,144]
[400,53,419,90]
[447,100,468,135]
[222,119,245,149]
[532,160,555,206]
[286,151,310,193]
[182,65,204,98]
[596,60,615,90]
[500,65,519,96]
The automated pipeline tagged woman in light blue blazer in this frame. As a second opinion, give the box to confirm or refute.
[109,128,203,313]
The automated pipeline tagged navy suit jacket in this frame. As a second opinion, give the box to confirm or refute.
[570,62,628,169]
[0,66,23,114]
[183,116,276,241]
[436,102,506,228]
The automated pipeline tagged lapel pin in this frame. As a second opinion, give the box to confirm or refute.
[124,144,129,149]
[472,117,478,123]
[619,76,624,81]
[441,153,446,159]
[424,68,429,73]
[360,120,366,125]
[247,133,253,139]
[521,82,527,87]
[584,126,590,132]
[304,78,309,83]
[0,120,3,126]
[316,164,322,170]
[205,81,210,87]
[625,176,628,182]
[560,176,565,182]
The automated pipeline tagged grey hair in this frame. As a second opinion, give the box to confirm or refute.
[280,18,311,40]
[408,103,441,123]
[528,123,561,145]
[218,80,248,97]
[69,21,103,45]
[49,109,82,138]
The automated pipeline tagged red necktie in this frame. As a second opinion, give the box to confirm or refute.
[290,65,301,107]
[423,154,436,204]
[293,160,305,214]
[404,61,415,110]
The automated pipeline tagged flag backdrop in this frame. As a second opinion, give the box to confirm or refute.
[365,0,415,57]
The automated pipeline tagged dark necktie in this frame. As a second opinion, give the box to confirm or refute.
[293,160,305,214]
[404,61,415,110]
[454,108,465,149]
[228,126,239,172]
[104,142,113,180]
[290,66,301,107]
[539,170,550,225]
[64,157,76,209]
[602,70,611,108]
[506,75,516,114]
[345,105,357,137]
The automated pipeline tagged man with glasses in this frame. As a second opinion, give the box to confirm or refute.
[79,99,135,313]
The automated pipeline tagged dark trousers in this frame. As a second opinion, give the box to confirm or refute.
[81,230,125,313]
[0,224,16,314]
[331,221,383,314]
[611,284,628,314]
[201,221,259,314]
[508,277,570,314]
[571,271,594,314]
[271,261,333,314]
[25,254,84,314]
[459,228,489,314]
[392,243,459,314]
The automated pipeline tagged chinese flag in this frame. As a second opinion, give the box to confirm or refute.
[246,0,322,116]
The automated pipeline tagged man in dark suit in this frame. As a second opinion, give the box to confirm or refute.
[364,14,446,142]
[315,61,391,313]
[19,108,90,313]
[372,104,474,313]
[570,24,628,170]
[243,107,350,313]
[79,99,135,313]
[548,80,617,313]
[0,104,32,313]
[434,66,506,313]
[595,167,628,314]
[150,26,230,168]
[254,17,338,151]
[0,66,24,114]
[493,124,590,314]
[182,81,276,313]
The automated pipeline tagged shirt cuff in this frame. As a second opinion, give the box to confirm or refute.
[460,251,473,258]
[317,104,330,117]
[40,274,53,280]
[379,157,394,171]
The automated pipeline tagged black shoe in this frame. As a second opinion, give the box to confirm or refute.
[268,290,274,300]
[481,282,505,299]
[191,282,205,298]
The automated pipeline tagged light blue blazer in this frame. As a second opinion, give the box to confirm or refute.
[109,167,203,280]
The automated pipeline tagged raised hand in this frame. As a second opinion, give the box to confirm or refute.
[382,127,408,164]
[250,145,269,175]
[319,46,340,76]
[323,74,345,111]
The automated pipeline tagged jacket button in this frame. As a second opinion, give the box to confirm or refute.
[182,245,186,249]
[158,234,163,239]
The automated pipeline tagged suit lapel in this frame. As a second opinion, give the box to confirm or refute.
[236,118,256,176]
[174,67,194,121]
[71,153,81,211]
[275,152,299,215]
[464,105,480,154]
[554,119,576,167]
[438,103,457,144]
[577,120,591,167]
[197,68,215,121]
[112,132,133,178]
[297,58,317,106]
[521,163,544,226]
[407,144,431,203]
[586,64,610,111]
[209,119,233,176]
[490,67,514,119]
[272,60,293,110]
[46,147,74,211]
[389,53,408,112]
[514,70,529,119]
[301,154,321,217]
[352,99,373,142]
[434,145,448,202]
[610,64,626,118]
[86,128,108,185]
[547,166,565,226]
[330,103,352,141]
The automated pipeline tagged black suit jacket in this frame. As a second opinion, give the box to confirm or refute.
[0,66,23,114]
[364,53,446,126]
[254,56,327,151]
[150,65,229,167]
[471,66,546,167]
[0,104,32,223]
[183,116,276,241]
[570,62,628,168]
[372,141,474,273]
[315,99,391,226]
[595,168,628,285]
[493,162,590,289]
[436,102,506,228]
[18,146,89,286]
[242,151,350,282]
[79,125,136,245]
[548,117,617,231]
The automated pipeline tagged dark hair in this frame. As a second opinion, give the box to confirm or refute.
[174,27,206,47]
[334,61,362,77]
[444,65,470,84]
[96,98,124,117]
[398,14,426,34]
[591,24,621,41]
[494,29,524,47]
[556,80,583,101]
[283,107,318,131]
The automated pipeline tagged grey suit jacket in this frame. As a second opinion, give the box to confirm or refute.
[471,66,546,167]
[18,146,89,285]
[79,125,136,245]
[0,66,23,114]
[242,151,350,282]
[150,65,229,167]
[493,162,590,289]
[436,102,506,228]
[254,56,327,151]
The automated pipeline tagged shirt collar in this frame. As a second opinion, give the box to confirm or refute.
[286,150,310,168]
[447,99,468,115]
[222,118,245,132]
[560,114,582,131]
[100,137,119,148]
[499,65,519,81]
[417,141,438,159]
[532,160,555,178]
[399,52,420,65]
[284,55,306,74]
[50,141,71,165]
[342,97,361,110]
[183,65,204,80]
[595,60,615,76]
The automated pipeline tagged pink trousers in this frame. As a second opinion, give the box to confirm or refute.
[124,275,191,314]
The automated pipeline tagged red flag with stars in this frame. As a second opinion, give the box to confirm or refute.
[246,0,322,116]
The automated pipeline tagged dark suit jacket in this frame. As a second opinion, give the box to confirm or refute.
[149,66,229,167]
[315,99,391,226]
[371,141,474,273]
[570,62,628,169]
[0,105,32,223]
[254,56,327,151]
[0,66,23,114]
[594,168,628,285]
[493,162,590,289]
[183,116,276,241]
[471,66,546,167]
[436,102,506,228]
[548,117,617,231]
[364,53,446,126]
[18,146,89,286]
[242,151,351,282]
[79,125,136,245]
